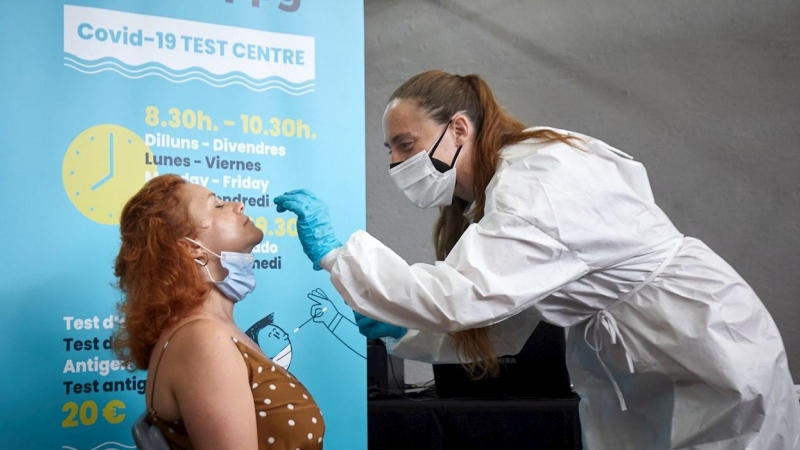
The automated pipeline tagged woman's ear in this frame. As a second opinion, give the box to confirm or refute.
[451,114,472,146]
[179,238,205,260]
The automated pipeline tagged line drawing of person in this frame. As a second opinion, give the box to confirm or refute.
[246,288,367,365]
[245,314,293,370]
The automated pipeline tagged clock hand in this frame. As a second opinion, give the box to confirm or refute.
[91,132,114,190]
[109,132,114,178]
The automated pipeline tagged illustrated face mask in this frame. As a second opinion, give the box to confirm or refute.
[388,121,463,208]
[185,238,256,303]
[272,344,292,370]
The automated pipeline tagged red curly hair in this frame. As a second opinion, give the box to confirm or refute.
[112,174,210,370]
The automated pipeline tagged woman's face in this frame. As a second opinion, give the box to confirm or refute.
[181,182,264,253]
[382,98,459,167]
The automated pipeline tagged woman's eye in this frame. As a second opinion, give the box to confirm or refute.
[215,204,224,209]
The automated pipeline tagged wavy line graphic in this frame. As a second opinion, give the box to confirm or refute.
[63,58,304,87]
[63,54,315,95]
[63,56,311,88]
[63,63,315,95]
[61,441,136,450]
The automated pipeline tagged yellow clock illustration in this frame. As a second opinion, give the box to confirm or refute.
[62,124,157,225]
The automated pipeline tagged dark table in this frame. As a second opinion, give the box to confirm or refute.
[368,394,583,450]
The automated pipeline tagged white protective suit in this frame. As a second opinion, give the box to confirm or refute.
[321,128,800,449]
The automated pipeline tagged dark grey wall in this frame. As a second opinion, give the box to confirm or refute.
[364,0,800,384]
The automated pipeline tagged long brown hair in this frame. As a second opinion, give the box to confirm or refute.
[112,174,210,369]
[389,70,576,378]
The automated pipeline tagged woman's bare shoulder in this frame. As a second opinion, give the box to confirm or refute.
[147,317,247,421]
[162,318,243,365]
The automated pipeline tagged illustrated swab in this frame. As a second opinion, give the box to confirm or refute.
[294,307,327,332]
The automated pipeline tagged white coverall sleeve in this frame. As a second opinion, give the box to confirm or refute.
[327,209,589,333]
[383,304,542,364]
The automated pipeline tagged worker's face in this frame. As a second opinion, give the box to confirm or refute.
[382,99,460,168]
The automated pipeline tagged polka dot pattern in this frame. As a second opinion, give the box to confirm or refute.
[235,339,324,449]
[149,336,324,450]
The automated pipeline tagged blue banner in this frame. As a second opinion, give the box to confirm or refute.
[0,1,366,449]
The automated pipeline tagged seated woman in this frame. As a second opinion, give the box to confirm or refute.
[113,174,325,450]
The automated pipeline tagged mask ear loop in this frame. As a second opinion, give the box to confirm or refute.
[450,145,463,167]
[184,237,222,259]
[427,120,453,159]
[195,256,220,283]
[184,237,210,267]
[183,238,219,282]
[194,253,209,267]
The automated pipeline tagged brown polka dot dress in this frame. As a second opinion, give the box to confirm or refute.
[150,336,325,449]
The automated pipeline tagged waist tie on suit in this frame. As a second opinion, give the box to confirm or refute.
[584,237,684,411]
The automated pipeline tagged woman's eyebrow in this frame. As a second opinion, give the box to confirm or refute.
[385,132,414,149]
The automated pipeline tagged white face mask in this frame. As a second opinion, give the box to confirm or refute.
[388,122,462,209]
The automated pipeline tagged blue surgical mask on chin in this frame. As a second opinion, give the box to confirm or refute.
[185,238,256,303]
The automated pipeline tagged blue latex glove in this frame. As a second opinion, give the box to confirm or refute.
[274,189,342,270]
[353,311,408,340]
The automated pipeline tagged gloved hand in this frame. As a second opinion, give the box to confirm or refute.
[353,311,407,340]
[274,189,342,270]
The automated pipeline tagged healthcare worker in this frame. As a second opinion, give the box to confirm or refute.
[274,70,800,449]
